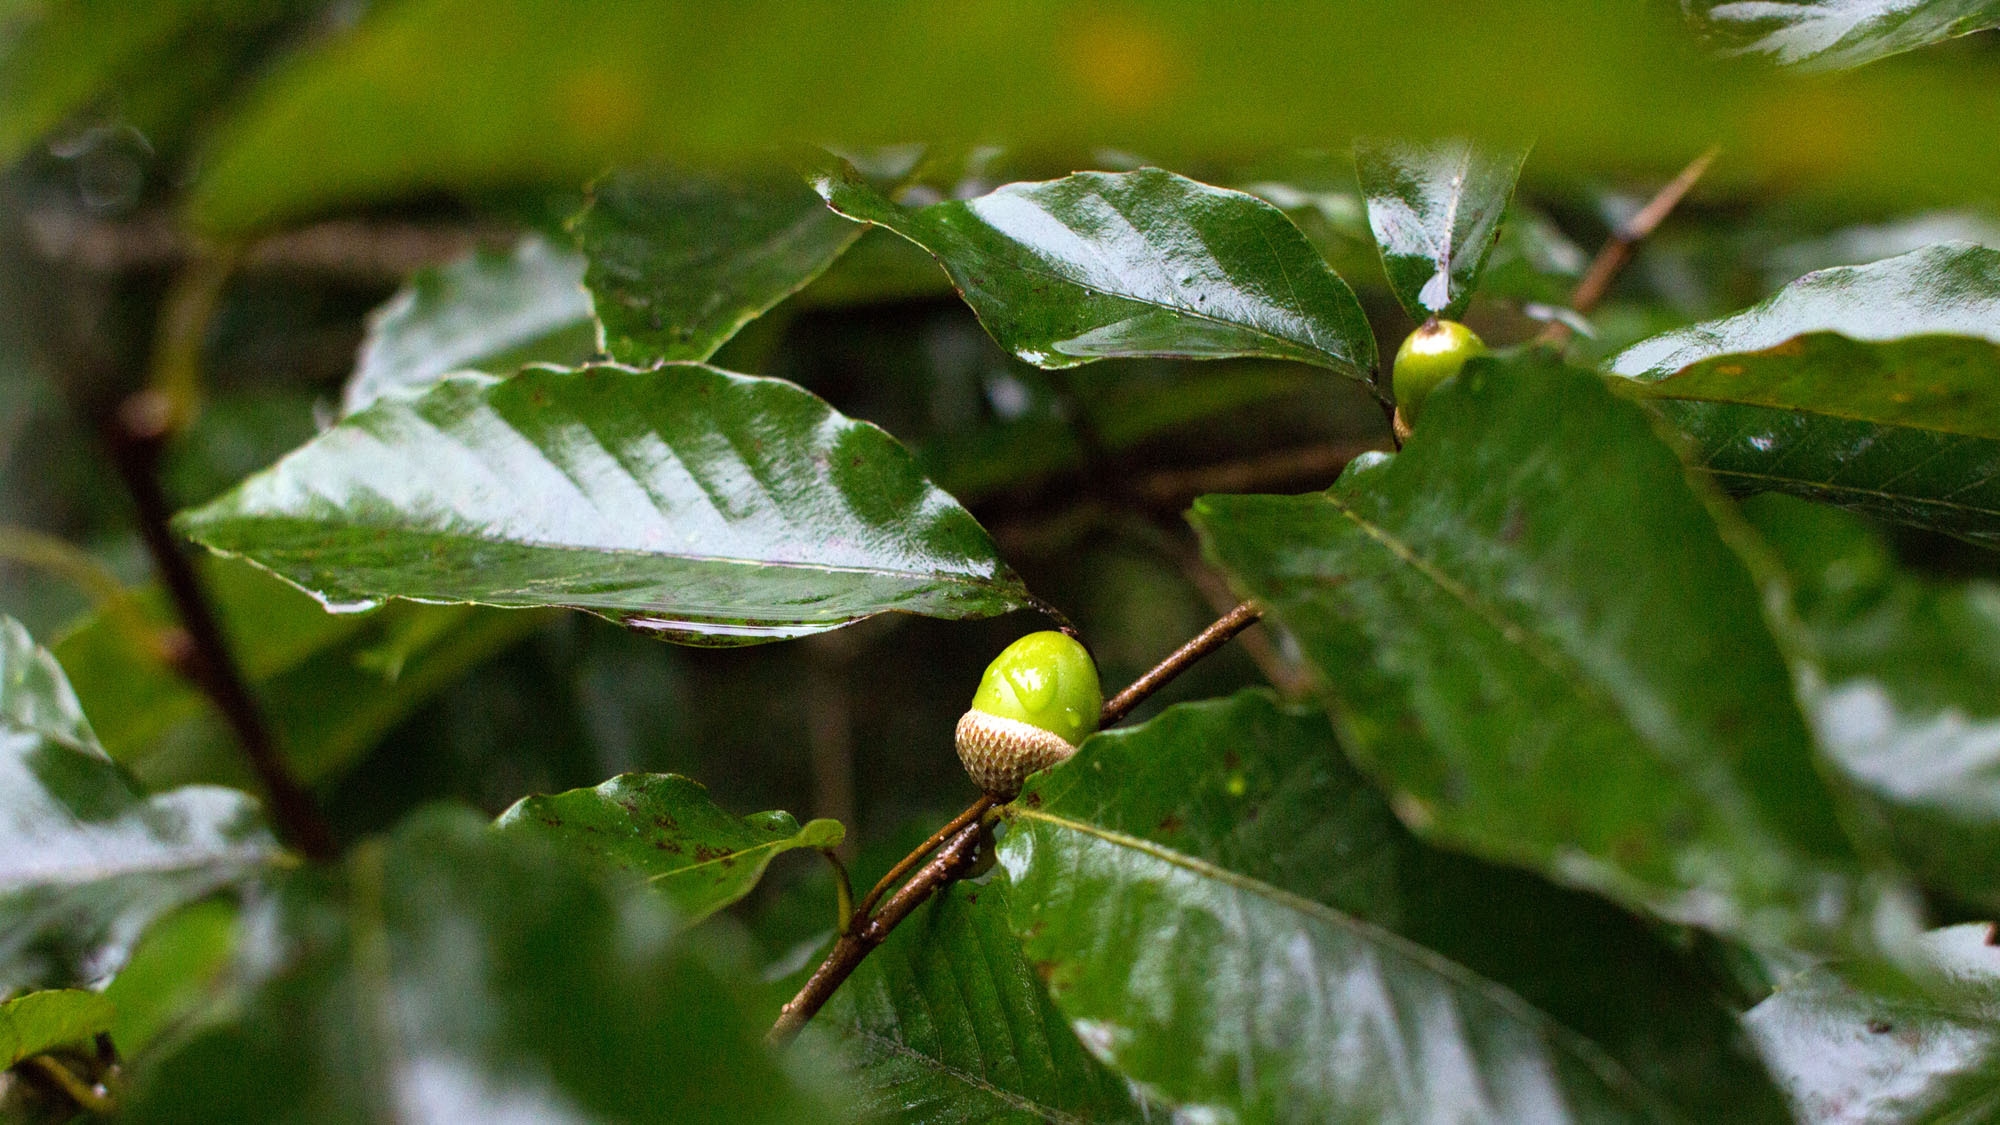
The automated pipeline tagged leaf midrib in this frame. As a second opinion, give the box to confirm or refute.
[847,1025,1104,1125]
[194,531,1020,589]
[1008,805,1669,1116]
[643,829,809,884]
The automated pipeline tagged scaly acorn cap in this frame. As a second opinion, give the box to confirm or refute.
[955,631,1102,799]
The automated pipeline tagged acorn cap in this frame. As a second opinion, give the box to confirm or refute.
[956,709,1079,800]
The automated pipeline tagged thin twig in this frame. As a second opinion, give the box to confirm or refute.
[1101,601,1262,726]
[820,849,855,933]
[26,209,516,280]
[1536,146,1721,348]
[101,403,337,861]
[768,819,986,1044]
[20,1055,116,1115]
[769,597,1268,1044]
[851,795,994,925]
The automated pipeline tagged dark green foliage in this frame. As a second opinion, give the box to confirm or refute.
[9,11,2000,1124]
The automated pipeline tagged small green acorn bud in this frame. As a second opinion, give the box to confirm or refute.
[955,631,1102,799]
[1392,317,1486,426]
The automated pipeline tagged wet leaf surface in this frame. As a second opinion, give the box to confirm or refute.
[342,234,595,415]
[1,616,273,993]
[1631,333,2000,545]
[1749,495,2000,913]
[1001,690,1790,1122]
[1193,352,1906,956]
[1355,136,1529,321]
[814,160,1378,383]
[177,364,1029,645]
[496,773,841,925]
[1685,0,2000,70]
[1747,923,2000,1123]
[577,165,865,365]
[828,879,1147,1125]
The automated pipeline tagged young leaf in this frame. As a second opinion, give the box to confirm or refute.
[575,165,866,365]
[828,879,1149,1125]
[1748,495,2000,913]
[496,773,841,925]
[1746,923,2000,1122]
[0,615,274,993]
[342,234,595,415]
[813,161,1379,383]
[121,806,845,1124]
[1192,353,1908,956]
[1355,136,1531,321]
[1,989,115,1067]
[1001,690,1791,1121]
[175,364,1031,645]
[1685,0,2000,71]
[1629,333,2000,546]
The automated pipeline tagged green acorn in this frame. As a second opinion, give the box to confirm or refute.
[954,631,1102,799]
[1392,317,1487,428]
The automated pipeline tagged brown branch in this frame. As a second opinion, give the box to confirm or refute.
[1101,600,1262,726]
[768,597,1269,1043]
[768,818,986,1044]
[1536,146,1720,348]
[852,795,994,924]
[101,398,337,861]
[25,209,516,280]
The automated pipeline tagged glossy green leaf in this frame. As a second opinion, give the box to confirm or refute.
[54,558,542,791]
[1001,690,1791,1122]
[813,160,1378,383]
[1687,0,2000,70]
[828,879,1148,1125]
[0,989,114,1067]
[1610,243,2000,379]
[1747,495,2000,912]
[342,234,596,415]
[0,615,274,993]
[1629,333,2000,546]
[575,166,863,365]
[1746,923,2000,1123]
[496,773,841,925]
[1192,353,1904,955]
[1355,137,1530,321]
[176,364,1030,645]
[122,806,844,1124]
